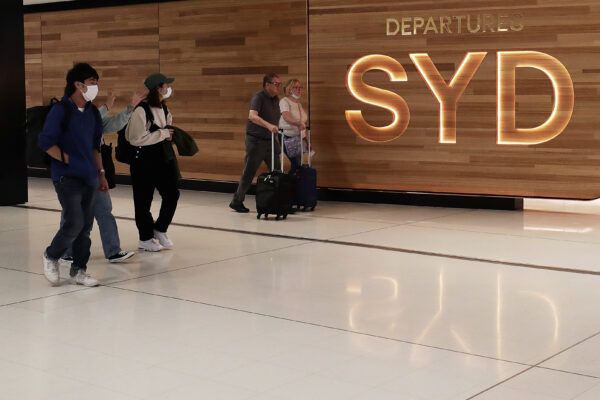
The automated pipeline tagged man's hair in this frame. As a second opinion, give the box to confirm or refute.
[263,73,279,88]
[64,63,99,97]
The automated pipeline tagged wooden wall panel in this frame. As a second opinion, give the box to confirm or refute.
[39,4,160,175]
[24,13,42,108]
[23,0,600,198]
[308,0,600,199]
[159,0,307,180]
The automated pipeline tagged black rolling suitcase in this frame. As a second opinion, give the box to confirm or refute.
[256,131,292,220]
[290,127,317,211]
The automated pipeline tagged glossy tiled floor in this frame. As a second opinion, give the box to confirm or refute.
[1,178,599,399]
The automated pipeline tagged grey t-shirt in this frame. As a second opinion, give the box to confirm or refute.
[246,89,281,140]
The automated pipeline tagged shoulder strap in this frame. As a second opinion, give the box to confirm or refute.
[137,101,169,132]
[58,100,73,134]
[162,103,169,122]
[137,101,154,124]
[91,105,101,126]
[90,105,103,144]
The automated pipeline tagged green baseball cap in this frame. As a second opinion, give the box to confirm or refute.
[144,73,175,90]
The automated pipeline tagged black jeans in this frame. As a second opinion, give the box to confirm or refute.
[46,176,96,275]
[130,159,180,241]
[232,134,281,204]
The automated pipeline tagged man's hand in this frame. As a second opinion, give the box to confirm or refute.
[98,173,109,193]
[298,122,306,131]
[106,91,116,110]
[166,129,174,141]
[268,124,279,134]
[130,91,145,108]
[45,146,69,164]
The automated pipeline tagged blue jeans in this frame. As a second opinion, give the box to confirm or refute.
[46,177,96,275]
[63,191,121,259]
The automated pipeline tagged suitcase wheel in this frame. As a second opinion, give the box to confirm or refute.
[282,214,287,220]
[256,213,261,219]
[275,215,280,221]
[310,206,315,211]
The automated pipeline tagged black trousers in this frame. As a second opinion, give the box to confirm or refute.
[232,134,281,204]
[130,158,179,241]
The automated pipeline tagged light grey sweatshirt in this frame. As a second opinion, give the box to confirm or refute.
[98,105,133,134]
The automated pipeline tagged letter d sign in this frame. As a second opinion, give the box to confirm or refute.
[498,51,574,145]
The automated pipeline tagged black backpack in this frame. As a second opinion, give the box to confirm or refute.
[26,98,70,168]
[115,101,169,164]
[26,98,100,169]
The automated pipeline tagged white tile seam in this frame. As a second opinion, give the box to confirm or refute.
[14,205,600,276]
[0,241,313,308]
[101,284,595,381]
[467,330,600,399]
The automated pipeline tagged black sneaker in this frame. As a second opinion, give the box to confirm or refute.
[108,251,135,263]
[229,201,249,213]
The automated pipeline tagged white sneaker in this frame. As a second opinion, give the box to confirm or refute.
[138,238,164,252]
[72,269,98,287]
[59,256,73,265]
[153,230,173,248]
[43,252,60,285]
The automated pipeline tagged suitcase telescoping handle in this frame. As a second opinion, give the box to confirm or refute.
[271,129,284,173]
[300,126,311,167]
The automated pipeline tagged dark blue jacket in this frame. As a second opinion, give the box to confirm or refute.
[38,95,103,187]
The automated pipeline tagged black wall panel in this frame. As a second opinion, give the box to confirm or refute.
[0,0,27,205]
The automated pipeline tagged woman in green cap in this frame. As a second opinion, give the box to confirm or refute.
[125,73,178,252]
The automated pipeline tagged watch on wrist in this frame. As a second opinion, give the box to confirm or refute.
[98,168,105,174]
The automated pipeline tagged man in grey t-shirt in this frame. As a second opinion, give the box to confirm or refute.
[230,73,282,213]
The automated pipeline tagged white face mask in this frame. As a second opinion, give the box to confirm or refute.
[291,93,301,100]
[161,87,172,99]
[81,84,98,102]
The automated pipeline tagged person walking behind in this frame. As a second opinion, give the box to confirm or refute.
[126,73,179,252]
[60,90,144,264]
[279,79,308,171]
[39,62,108,287]
[230,73,282,213]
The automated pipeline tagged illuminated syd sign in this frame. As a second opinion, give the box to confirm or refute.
[345,52,574,145]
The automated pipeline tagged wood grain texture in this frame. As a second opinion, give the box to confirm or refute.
[309,0,600,199]
[23,0,600,198]
[24,0,308,178]
[32,4,160,174]
[158,0,307,180]
[24,13,42,108]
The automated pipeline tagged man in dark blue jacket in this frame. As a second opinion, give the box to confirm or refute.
[39,63,108,287]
